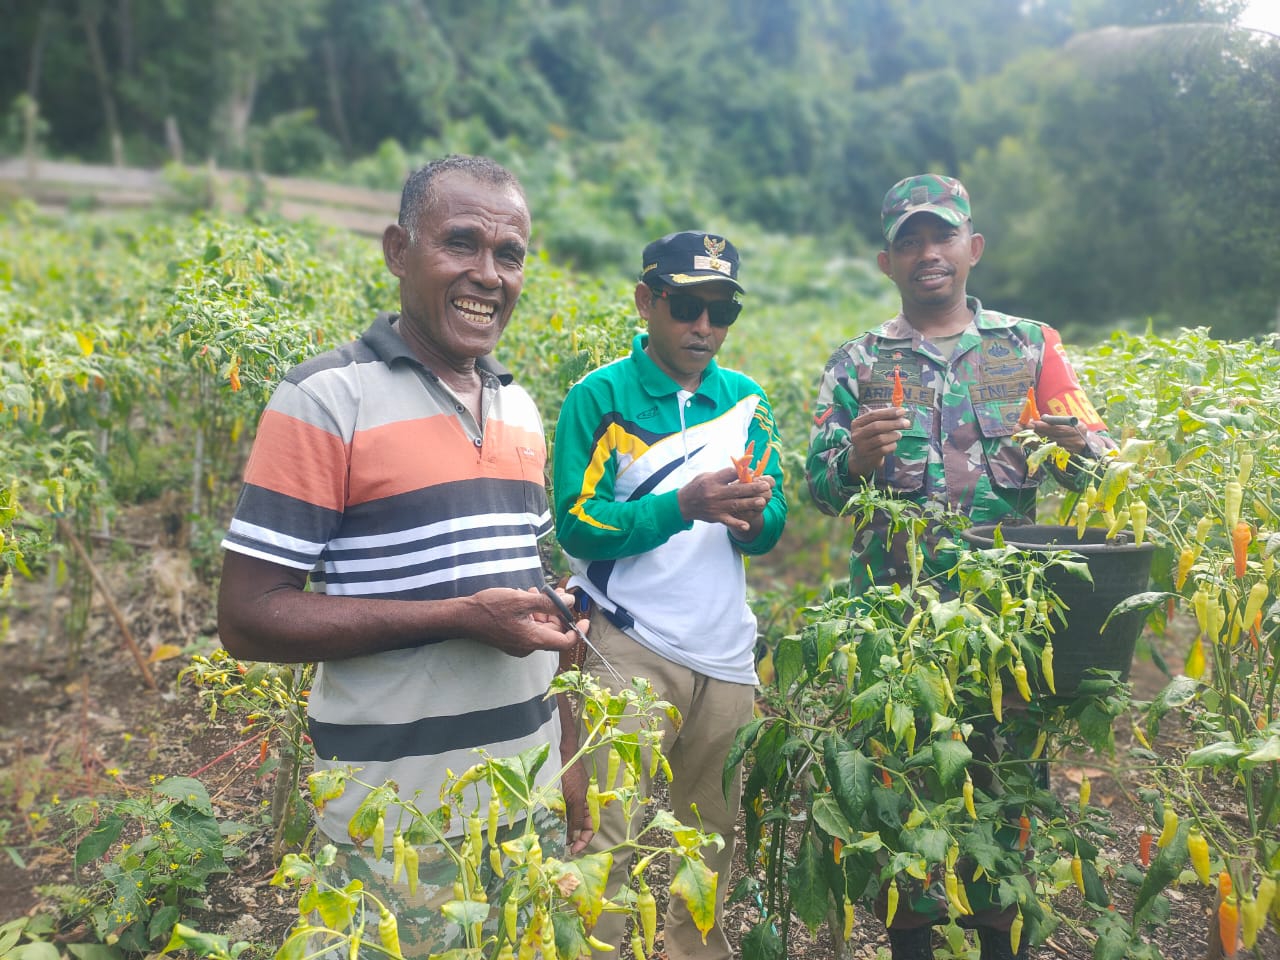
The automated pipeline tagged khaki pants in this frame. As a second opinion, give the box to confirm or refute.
[579,612,755,960]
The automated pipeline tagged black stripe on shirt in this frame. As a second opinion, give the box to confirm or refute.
[308,690,556,762]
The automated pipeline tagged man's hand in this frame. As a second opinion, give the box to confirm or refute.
[1028,418,1088,455]
[677,466,774,535]
[846,406,912,479]
[562,757,595,855]
[467,587,588,657]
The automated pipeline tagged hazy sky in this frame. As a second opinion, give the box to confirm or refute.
[1239,0,1280,36]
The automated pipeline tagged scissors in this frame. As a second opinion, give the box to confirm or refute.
[539,582,626,685]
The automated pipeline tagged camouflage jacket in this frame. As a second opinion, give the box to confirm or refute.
[806,298,1114,590]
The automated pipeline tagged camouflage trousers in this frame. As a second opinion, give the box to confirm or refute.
[312,807,566,959]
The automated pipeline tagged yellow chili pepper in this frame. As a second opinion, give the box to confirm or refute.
[1075,499,1089,538]
[1072,855,1085,893]
[1041,640,1056,694]
[843,897,856,940]
[587,778,601,833]
[404,843,419,896]
[1188,827,1211,884]
[1012,659,1032,701]
[963,773,977,819]
[378,907,401,957]
[1106,508,1131,541]
[1243,581,1269,629]
[1238,452,1255,488]
[504,897,519,943]
[638,879,657,954]
[392,831,405,884]
[1185,636,1206,679]
[1156,808,1178,848]
[1175,547,1195,591]
[945,868,968,915]
[1240,895,1259,949]
[1255,874,1276,919]
[1225,479,1243,530]
[1195,516,1214,545]
[1079,776,1092,811]
[1130,500,1148,545]
[372,814,386,861]
[989,660,1003,723]
[886,877,900,927]
[631,932,647,960]
[1009,909,1024,955]
[488,796,501,846]
[1031,730,1048,759]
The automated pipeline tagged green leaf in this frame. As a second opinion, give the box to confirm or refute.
[786,833,830,931]
[11,944,64,960]
[930,738,972,789]
[1100,592,1170,631]
[439,899,488,926]
[670,856,717,939]
[724,717,766,800]
[740,921,784,960]
[75,815,123,869]
[774,635,805,694]
[1184,741,1247,770]
[551,852,613,927]
[68,945,125,960]
[903,827,951,866]
[1134,823,1188,924]
[155,775,215,816]
[822,736,872,828]
[811,794,856,844]
[1241,735,1280,768]
[1145,676,1199,737]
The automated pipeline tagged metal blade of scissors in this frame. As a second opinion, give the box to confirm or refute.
[539,583,626,685]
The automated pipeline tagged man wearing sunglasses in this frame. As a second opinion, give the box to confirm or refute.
[552,231,788,960]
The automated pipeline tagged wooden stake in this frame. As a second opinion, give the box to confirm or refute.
[56,518,157,691]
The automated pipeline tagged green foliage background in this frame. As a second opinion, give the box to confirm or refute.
[3,0,1279,337]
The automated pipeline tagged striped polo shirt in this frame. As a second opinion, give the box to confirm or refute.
[222,314,560,841]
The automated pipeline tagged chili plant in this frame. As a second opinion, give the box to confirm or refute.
[733,491,1137,960]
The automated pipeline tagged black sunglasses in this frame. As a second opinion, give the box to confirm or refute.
[650,285,742,328]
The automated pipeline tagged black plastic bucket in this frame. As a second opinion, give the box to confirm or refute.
[957,524,1156,694]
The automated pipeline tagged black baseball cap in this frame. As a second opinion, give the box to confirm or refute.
[640,231,744,293]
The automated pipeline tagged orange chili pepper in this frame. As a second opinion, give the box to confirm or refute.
[880,768,892,788]
[229,357,242,392]
[833,838,843,863]
[891,365,905,407]
[751,443,773,480]
[1232,521,1251,578]
[1219,896,1239,958]
[258,737,270,763]
[1138,830,1152,867]
[1018,387,1040,426]
[730,439,756,482]
[1015,815,1031,851]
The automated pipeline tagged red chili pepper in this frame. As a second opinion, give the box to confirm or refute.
[880,768,892,788]
[1138,831,1152,867]
[1232,521,1251,578]
[257,737,270,763]
[891,365,905,407]
[1018,387,1040,426]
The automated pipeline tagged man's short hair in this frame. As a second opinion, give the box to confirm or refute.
[398,156,526,241]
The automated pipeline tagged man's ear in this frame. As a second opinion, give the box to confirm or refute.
[968,231,985,267]
[383,223,409,278]
[634,282,654,322]
[876,249,891,278]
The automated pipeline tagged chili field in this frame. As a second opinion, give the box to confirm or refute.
[2,206,1279,960]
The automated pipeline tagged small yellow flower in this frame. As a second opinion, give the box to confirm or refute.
[122,732,134,743]
[50,793,60,805]
[106,767,122,778]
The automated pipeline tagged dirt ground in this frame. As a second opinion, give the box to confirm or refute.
[0,514,1275,960]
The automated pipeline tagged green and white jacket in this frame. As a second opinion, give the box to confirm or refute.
[553,333,787,684]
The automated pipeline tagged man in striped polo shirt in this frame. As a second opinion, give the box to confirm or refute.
[553,231,788,959]
[217,155,586,955]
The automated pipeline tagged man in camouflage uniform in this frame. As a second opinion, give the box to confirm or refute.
[807,174,1113,594]
[805,175,1114,960]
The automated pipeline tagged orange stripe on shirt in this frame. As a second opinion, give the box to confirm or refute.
[243,409,350,511]
[348,415,546,505]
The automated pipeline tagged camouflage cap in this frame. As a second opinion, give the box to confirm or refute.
[881,174,971,243]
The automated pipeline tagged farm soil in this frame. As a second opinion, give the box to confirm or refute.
[0,515,1275,960]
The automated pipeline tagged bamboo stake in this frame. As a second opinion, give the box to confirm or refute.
[56,517,157,691]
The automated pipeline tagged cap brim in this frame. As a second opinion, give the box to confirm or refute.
[884,205,967,243]
[652,271,745,294]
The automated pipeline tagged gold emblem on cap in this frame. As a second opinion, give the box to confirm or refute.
[703,235,726,257]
